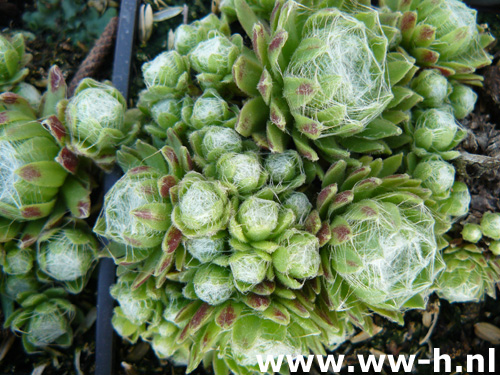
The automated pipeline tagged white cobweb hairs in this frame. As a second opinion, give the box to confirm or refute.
[414,108,460,150]
[284,9,392,135]
[68,88,125,149]
[0,140,23,208]
[38,230,94,281]
[102,174,163,244]
[193,264,234,305]
[185,236,225,263]
[27,308,67,346]
[277,231,320,279]
[218,153,262,190]
[189,35,232,74]
[332,199,438,308]
[283,192,313,225]
[424,0,476,41]
[179,181,224,229]
[143,51,183,87]
[238,197,279,234]
[230,252,269,284]
[192,96,226,124]
[116,289,154,325]
[201,126,242,156]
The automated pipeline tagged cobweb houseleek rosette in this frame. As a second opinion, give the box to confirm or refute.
[110,275,165,344]
[52,78,140,171]
[159,270,349,375]
[406,155,470,218]
[0,33,31,91]
[435,243,500,303]
[379,0,494,86]
[392,106,467,161]
[0,207,66,278]
[171,13,231,56]
[311,155,448,324]
[0,67,94,220]
[93,166,174,249]
[3,287,77,353]
[36,221,98,294]
[406,69,478,120]
[140,89,240,146]
[0,96,68,221]
[231,0,421,161]
[171,172,233,238]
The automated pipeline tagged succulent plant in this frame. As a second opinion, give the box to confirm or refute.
[3,288,77,353]
[313,154,447,323]
[406,106,466,160]
[94,128,359,373]
[183,89,238,130]
[171,14,231,56]
[83,0,500,372]
[436,243,500,303]
[410,69,451,108]
[480,212,500,240]
[448,82,477,119]
[0,94,69,221]
[0,67,93,221]
[36,221,98,293]
[0,33,31,91]
[52,78,140,171]
[379,0,494,85]
[229,0,421,162]
[462,223,483,244]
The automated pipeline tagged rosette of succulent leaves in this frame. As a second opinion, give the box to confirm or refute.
[434,213,500,304]
[0,33,32,92]
[378,0,494,86]
[89,0,500,373]
[1,216,99,353]
[95,128,361,373]
[43,77,141,172]
[0,66,94,222]
[0,64,109,353]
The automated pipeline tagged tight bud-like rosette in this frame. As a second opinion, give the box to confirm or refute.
[436,244,500,303]
[172,14,230,55]
[4,288,76,353]
[410,70,451,108]
[480,212,500,241]
[94,167,173,249]
[188,32,243,91]
[143,50,191,91]
[0,33,31,91]
[411,156,456,200]
[448,82,477,119]
[37,222,98,294]
[213,151,268,195]
[409,106,466,160]
[110,275,164,343]
[171,172,233,237]
[379,0,494,85]
[264,150,307,193]
[190,126,244,166]
[59,79,139,170]
[182,89,238,130]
